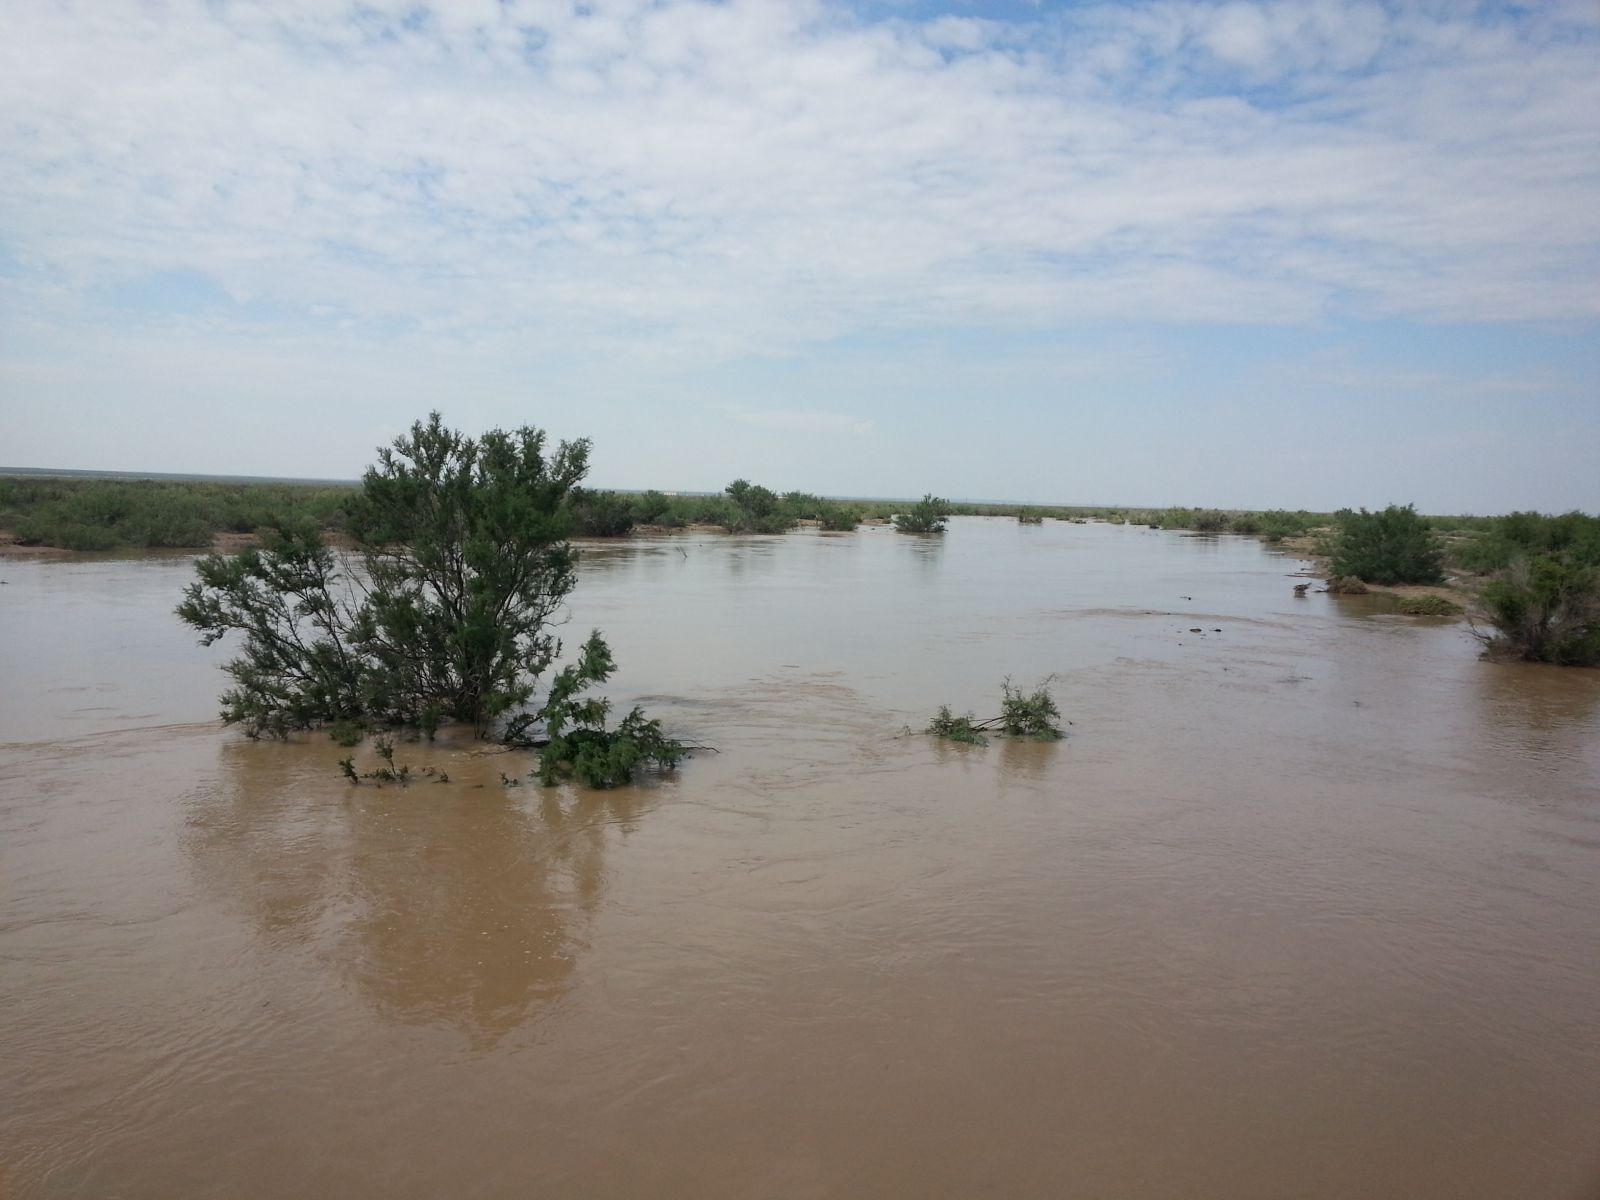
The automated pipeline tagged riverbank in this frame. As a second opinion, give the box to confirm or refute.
[1276,531,1477,615]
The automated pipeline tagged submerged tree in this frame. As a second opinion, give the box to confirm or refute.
[894,494,952,534]
[178,414,682,784]
[926,679,1065,744]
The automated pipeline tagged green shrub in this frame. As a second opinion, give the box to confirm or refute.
[1394,594,1463,616]
[1,477,352,551]
[628,490,675,525]
[894,494,951,534]
[1474,554,1600,666]
[522,631,686,787]
[1331,504,1444,585]
[1448,510,1600,574]
[1190,509,1230,533]
[1325,575,1369,595]
[780,491,825,519]
[927,680,1064,746]
[179,414,680,781]
[1256,509,1316,543]
[927,705,988,746]
[815,503,860,531]
[329,719,365,747]
[999,680,1063,739]
[722,479,797,533]
[567,488,637,537]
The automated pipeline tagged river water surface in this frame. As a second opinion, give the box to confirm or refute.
[3,519,1598,1198]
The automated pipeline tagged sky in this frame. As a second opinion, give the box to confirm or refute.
[1,0,1596,513]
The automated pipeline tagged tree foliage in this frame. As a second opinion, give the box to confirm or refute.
[515,631,687,787]
[0,476,350,551]
[998,680,1063,739]
[894,494,951,534]
[1448,510,1600,573]
[1331,504,1444,585]
[567,487,638,536]
[928,705,988,745]
[1474,555,1600,666]
[723,479,797,533]
[178,414,684,782]
[927,679,1064,745]
[177,522,370,738]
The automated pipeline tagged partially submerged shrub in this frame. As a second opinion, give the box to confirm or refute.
[1394,594,1463,616]
[1473,554,1600,666]
[999,680,1063,739]
[329,719,365,747]
[815,503,860,531]
[1325,575,1369,595]
[723,479,798,534]
[928,705,988,746]
[1189,509,1230,533]
[927,680,1064,746]
[339,737,450,786]
[511,631,687,787]
[1331,504,1444,585]
[894,494,951,534]
[179,414,678,778]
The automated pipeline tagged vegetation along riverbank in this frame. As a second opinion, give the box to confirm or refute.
[5,469,1598,667]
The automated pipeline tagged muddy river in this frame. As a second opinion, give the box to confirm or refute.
[3,518,1598,1198]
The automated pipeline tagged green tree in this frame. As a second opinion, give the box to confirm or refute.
[1474,554,1600,666]
[177,523,370,738]
[893,494,951,534]
[723,478,795,533]
[630,490,674,524]
[178,414,682,782]
[341,414,586,735]
[1331,504,1444,585]
[567,487,637,536]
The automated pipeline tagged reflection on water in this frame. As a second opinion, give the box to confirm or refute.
[185,737,663,1045]
[4,519,1600,1199]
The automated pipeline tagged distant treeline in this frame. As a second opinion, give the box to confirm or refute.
[0,476,352,551]
[3,474,1596,579]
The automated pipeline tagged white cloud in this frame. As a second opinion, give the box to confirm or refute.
[0,0,1595,368]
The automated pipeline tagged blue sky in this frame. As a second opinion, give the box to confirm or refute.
[1,0,1596,512]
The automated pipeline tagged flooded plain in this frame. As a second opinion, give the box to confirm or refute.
[3,518,1599,1199]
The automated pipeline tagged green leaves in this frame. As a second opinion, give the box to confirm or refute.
[341,412,583,734]
[522,630,685,789]
[928,705,988,746]
[998,680,1063,740]
[176,524,366,738]
[926,680,1064,746]
[178,414,684,784]
[1331,504,1444,586]
[893,494,951,534]
[1476,554,1600,665]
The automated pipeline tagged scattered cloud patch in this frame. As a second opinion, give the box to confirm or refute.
[0,1,1596,509]
[0,0,1594,361]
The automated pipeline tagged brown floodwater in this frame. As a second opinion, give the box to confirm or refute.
[2,519,1598,1199]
